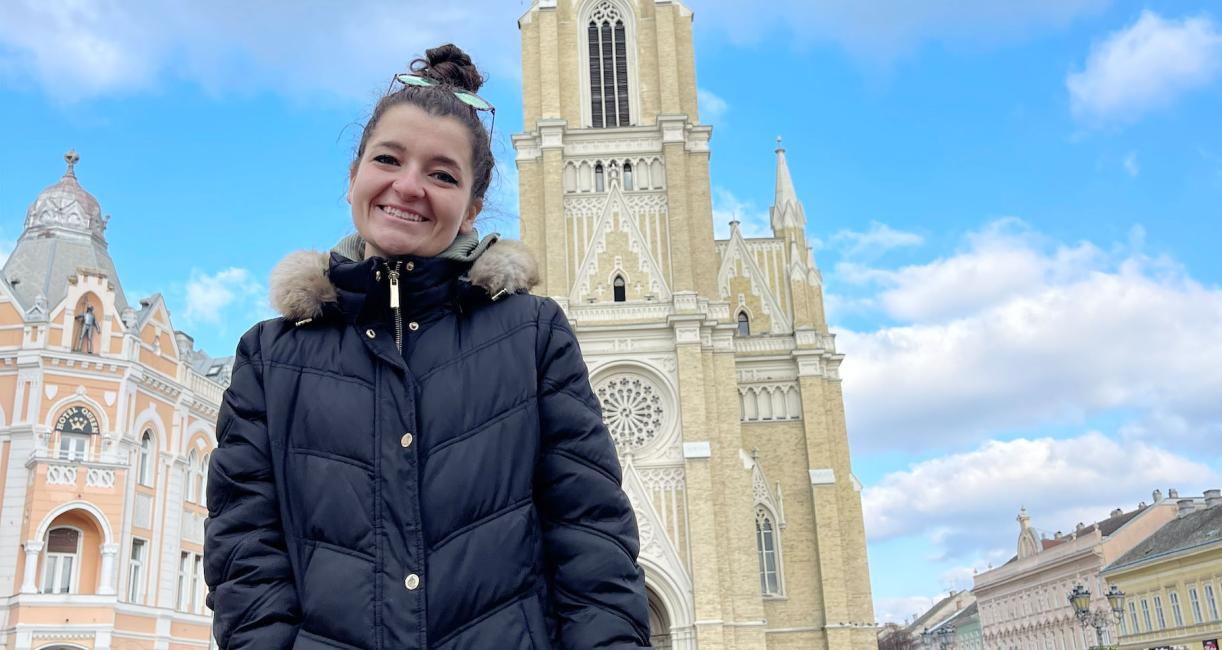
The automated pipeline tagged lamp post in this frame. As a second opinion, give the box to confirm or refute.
[1068,584,1125,650]
[936,624,956,650]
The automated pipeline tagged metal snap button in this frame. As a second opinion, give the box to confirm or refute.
[365,329,376,339]
[405,261,415,271]
[408,322,419,331]
[405,574,420,590]
[400,433,414,448]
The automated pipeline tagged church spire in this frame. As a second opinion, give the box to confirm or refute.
[769,137,806,234]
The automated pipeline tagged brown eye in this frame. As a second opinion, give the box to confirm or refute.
[373,154,399,166]
[432,171,459,185]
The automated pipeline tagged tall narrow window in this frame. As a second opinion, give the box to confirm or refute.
[59,432,89,461]
[41,527,80,594]
[595,163,605,192]
[1207,584,1219,621]
[623,161,633,190]
[1129,601,1140,633]
[186,450,199,503]
[192,554,204,613]
[613,276,626,302]
[201,453,210,508]
[1169,591,1183,627]
[1154,595,1166,629]
[129,539,146,602]
[177,552,191,610]
[737,311,750,337]
[1141,599,1153,631]
[755,506,781,596]
[1190,587,1203,624]
[587,3,630,127]
[139,431,153,486]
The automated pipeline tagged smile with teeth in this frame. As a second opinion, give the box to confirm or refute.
[380,205,428,223]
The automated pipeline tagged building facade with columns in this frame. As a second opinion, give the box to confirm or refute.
[514,1,877,648]
[972,494,1183,650]
[0,152,229,649]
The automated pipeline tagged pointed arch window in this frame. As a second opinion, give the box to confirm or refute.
[200,453,210,508]
[41,526,81,594]
[737,311,750,337]
[587,2,631,128]
[138,431,153,486]
[595,162,605,192]
[613,275,626,302]
[755,506,782,596]
[623,161,633,190]
[186,450,200,503]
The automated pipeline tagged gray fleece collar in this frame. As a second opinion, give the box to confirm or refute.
[330,230,500,264]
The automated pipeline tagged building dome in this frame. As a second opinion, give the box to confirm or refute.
[23,150,108,241]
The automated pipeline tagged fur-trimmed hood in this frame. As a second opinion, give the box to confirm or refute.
[269,238,540,322]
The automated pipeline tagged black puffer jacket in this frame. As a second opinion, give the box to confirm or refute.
[204,240,652,649]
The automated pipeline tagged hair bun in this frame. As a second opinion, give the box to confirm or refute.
[411,43,485,93]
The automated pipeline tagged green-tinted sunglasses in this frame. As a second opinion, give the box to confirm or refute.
[393,73,496,146]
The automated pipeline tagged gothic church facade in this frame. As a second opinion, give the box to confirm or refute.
[514,2,877,649]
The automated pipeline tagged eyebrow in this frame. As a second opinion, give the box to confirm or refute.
[371,140,464,172]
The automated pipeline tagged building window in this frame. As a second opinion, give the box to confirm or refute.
[755,506,781,596]
[193,554,204,613]
[1190,587,1203,624]
[201,453,210,508]
[128,539,146,602]
[737,311,750,337]
[595,162,605,192]
[58,432,89,461]
[1141,599,1153,631]
[41,527,80,594]
[139,431,153,486]
[587,2,630,128]
[1129,601,1140,633]
[1118,605,1127,635]
[177,551,204,613]
[1207,584,1219,621]
[613,275,626,302]
[186,450,200,503]
[1153,595,1166,629]
[1169,590,1183,627]
[623,161,633,190]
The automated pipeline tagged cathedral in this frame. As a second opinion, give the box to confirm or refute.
[514,1,878,648]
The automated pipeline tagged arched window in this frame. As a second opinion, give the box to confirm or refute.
[623,161,633,190]
[755,506,782,596]
[41,527,81,594]
[55,405,99,462]
[737,311,750,337]
[595,162,605,192]
[613,275,626,302]
[587,3,630,128]
[186,450,199,503]
[200,453,210,508]
[138,431,153,486]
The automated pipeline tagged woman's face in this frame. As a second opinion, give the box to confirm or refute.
[348,103,481,259]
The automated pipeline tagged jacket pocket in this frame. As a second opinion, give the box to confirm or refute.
[293,629,367,650]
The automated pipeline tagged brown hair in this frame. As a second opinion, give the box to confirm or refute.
[351,44,493,200]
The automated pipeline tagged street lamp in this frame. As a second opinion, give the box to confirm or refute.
[936,624,956,650]
[1068,584,1126,650]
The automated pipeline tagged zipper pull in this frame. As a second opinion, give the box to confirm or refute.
[388,262,401,309]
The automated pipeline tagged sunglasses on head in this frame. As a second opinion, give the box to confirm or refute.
[393,73,496,147]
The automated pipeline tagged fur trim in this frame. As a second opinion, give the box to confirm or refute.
[269,250,335,321]
[268,240,539,321]
[469,239,540,299]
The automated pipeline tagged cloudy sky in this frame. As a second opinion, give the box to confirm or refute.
[1,0,1219,626]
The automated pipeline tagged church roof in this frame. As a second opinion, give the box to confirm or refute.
[3,151,128,313]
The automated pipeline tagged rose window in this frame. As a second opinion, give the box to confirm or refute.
[595,374,665,451]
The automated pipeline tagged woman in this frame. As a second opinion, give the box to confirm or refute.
[204,44,652,650]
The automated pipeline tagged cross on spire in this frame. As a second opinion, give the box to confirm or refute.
[64,149,80,178]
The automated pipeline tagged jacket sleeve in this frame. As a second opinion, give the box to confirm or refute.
[534,299,653,649]
[204,323,301,648]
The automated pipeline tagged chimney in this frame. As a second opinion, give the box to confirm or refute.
[1054,531,1063,540]
[1153,489,1164,503]
[1169,488,1180,499]
[1178,499,1197,518]
[1075,522,1085,533]
[1110,508,1123,518]
[1206,489,1222,508]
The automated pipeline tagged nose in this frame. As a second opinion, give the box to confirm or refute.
[391,166,427,199]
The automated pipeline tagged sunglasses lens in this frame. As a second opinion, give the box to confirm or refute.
[396,74,433,88]
[454,92,493,111]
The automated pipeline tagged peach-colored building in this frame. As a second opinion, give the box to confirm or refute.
[973,493,1184,650]
[0,151,228,649]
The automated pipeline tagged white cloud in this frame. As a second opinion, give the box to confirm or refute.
[184,267,262,325]
[876,595,941,626]
[711,187,771,239]
[831,221,924,259]
[690,0,1109,60]
[0,1,523,101]
[836,219,1222,451]
[1123,151,1139,177]
[1067,11,1222,125]
[862,433,1220,553]
[698,88,729,123]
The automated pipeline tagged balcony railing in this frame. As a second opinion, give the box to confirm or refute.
[26,445,125,490]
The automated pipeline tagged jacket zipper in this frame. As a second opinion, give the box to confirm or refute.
[386,261,403,352]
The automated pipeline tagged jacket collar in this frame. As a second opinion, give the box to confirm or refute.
[268,237,540,324]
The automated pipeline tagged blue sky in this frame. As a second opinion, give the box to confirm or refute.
[2,0,1220,625]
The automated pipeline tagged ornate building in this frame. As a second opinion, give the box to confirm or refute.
[514,1,877,648]
[0,151,229,649]
[972,494,1182,650]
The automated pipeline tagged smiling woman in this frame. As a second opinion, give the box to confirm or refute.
[203,43,652,650]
